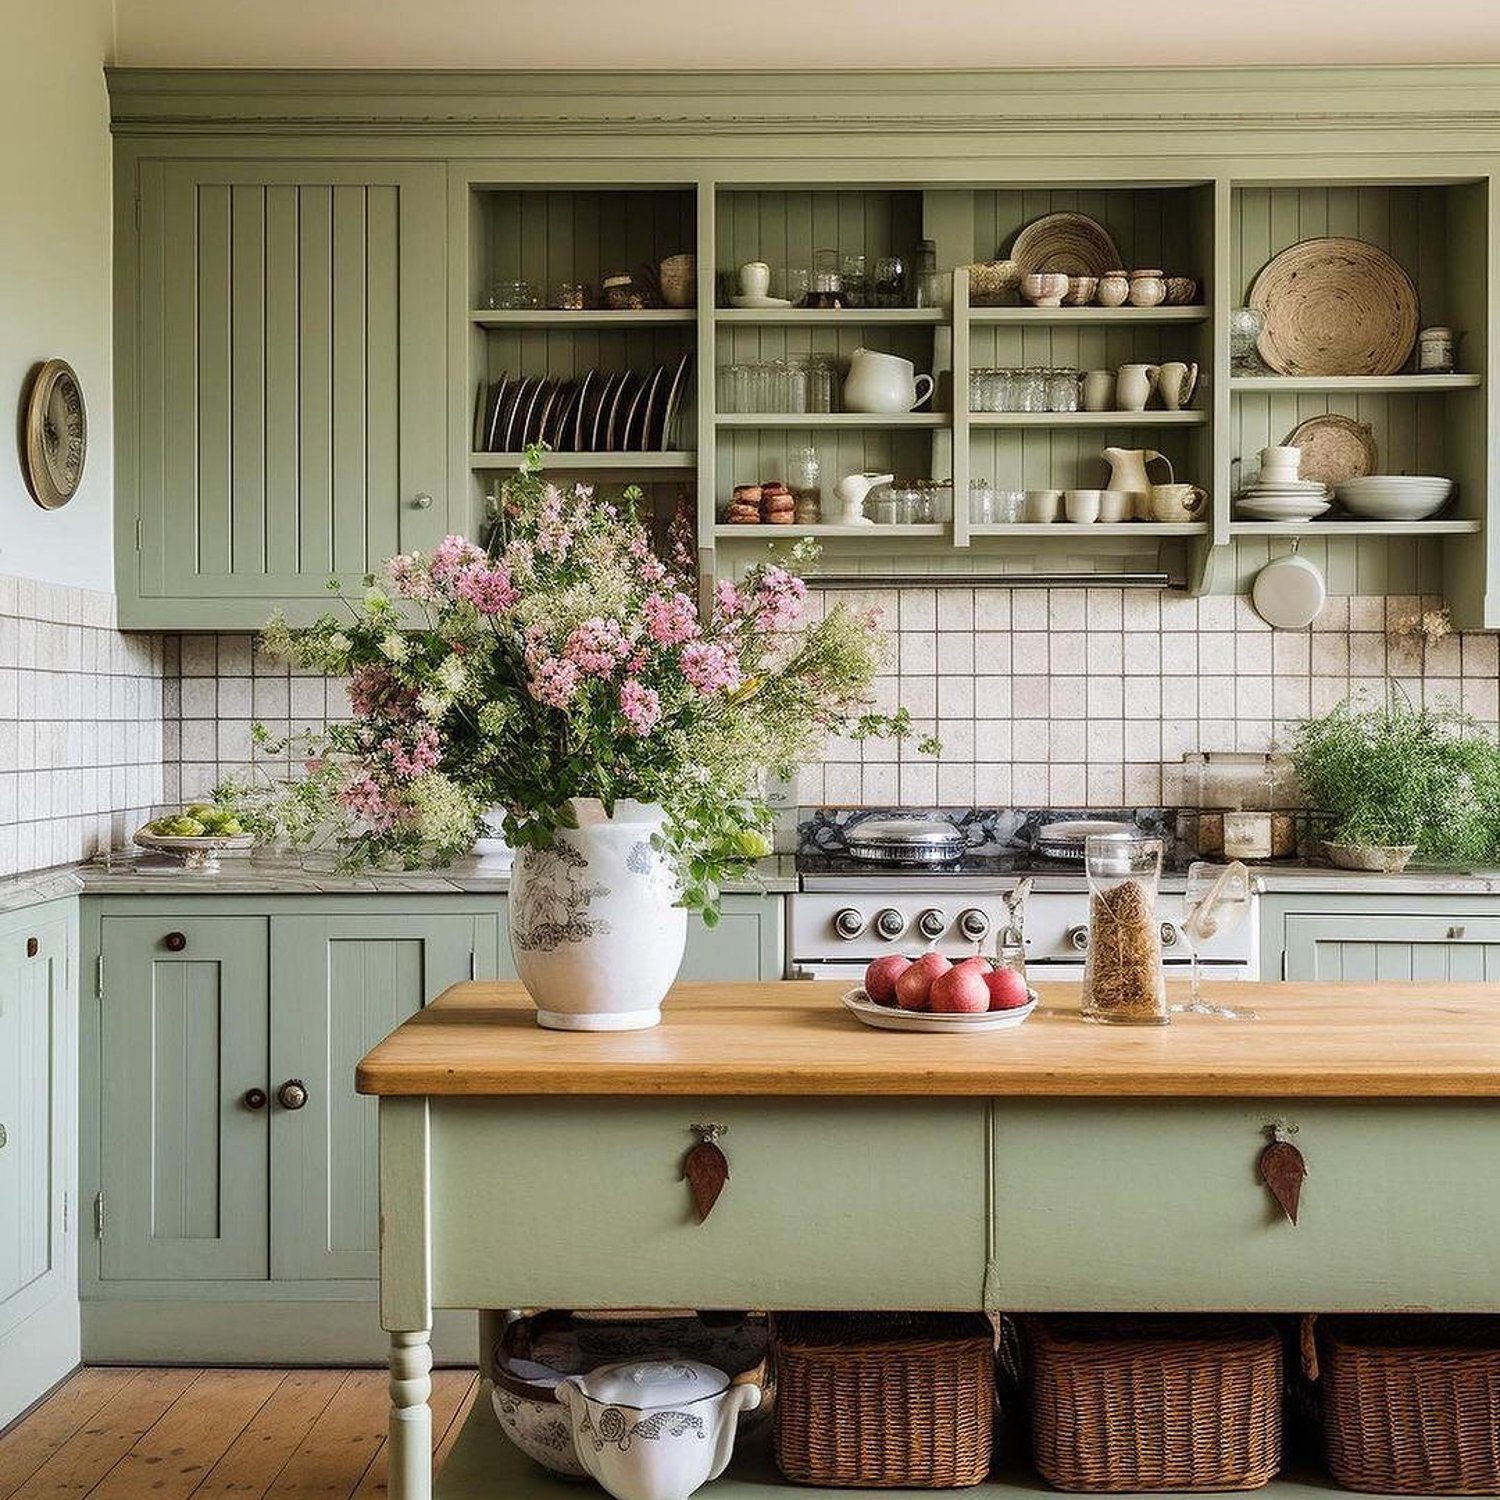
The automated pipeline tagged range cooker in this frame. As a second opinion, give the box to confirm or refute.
[789,808,1260,983]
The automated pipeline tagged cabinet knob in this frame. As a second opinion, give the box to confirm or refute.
[1066,924,1090,952]
[411,493,433,510]
[25,937,38,958]
[243,1088,268,1111]
[277,1079,309,1111]
[163,931,187,952]
[0,1123,7,1150]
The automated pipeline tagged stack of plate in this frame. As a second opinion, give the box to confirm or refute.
[1234,476,1331,523]
[1333,475,1454,521]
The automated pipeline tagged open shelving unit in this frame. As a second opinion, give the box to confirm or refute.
[452,173,1491,599]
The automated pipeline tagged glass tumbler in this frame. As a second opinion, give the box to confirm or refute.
[874,255,907,307]
[806,357,836,413]
[969,478,996,524]
[1080,835,1169,1025]
[1047,368,1081,413]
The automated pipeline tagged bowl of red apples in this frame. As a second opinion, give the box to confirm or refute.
[842,953,1038,1032]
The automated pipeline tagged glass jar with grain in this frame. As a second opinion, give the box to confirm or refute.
[1080,834,1169,1025]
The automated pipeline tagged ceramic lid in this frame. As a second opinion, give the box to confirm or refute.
[575,1360,729,1410]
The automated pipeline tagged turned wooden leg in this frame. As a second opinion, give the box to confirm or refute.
[389,1328,433,1500]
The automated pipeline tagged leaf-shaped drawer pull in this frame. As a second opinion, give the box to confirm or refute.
[1258,1120,1306,1224]
[683,1123,729,1223]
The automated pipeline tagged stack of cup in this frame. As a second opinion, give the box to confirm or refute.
[1260,445,1301,482]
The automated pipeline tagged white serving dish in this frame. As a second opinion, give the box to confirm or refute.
[134,828,254,871]
[1235,498,1331,522]
[1333,476,1454,520]
[841,986,1039,1032]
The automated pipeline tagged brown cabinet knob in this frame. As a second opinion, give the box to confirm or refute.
[277,1079,309,1111]
[25,937,38,958]
[164,931,187,952]
[243,1088,268,1111]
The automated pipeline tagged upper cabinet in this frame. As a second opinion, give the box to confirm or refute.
[115,161,449,629]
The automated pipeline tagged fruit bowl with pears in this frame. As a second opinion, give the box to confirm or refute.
[134,803,253,872]
[842,952,1039,1033]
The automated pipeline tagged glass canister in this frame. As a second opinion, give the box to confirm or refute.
[1080,835,1169,1025]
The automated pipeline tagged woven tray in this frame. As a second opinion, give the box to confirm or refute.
[1316,1315,1500,1494]
[773,1312,995,1488]
[1026,1315,1283,1493]
[1248,236,1418,376]
[1286,413,1379,487]
[1009,212,1122,278]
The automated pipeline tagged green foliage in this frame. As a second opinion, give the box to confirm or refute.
[1291,690,1500,862]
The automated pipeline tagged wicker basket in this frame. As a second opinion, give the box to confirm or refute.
[773,1312,995,1488]
[1025,1315,1282,1493]
[1317,1316,1500,1494]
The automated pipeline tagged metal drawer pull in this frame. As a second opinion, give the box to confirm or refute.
[243,1088,268,1111]
[1258,1120,1305,1225]
[411,492,433,510]
[0,1123,7,1150]
[164,931,187,952]
[277,1079,309,1111]
[25,937,38,958]
[1448,926,1467,939]
[683,1123,729,1223]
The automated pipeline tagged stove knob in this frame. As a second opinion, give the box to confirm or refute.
[832,908,864,941]
[1067,924,1090,953]
[875,908,908,941]
[916,908,946,940]
[1160,921,1181,948]
[958,908,990,942]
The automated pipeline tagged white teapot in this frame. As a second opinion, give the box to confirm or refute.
[843,348,934,414]
[556,1359,761,1500]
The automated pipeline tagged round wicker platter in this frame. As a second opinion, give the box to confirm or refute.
[1248,237,1419,377]
[1009,212,1122,279]
[1286,413,1380,487]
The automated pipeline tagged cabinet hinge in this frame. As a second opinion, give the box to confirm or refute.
[135,517,143,552]
[62,1192,69,1234]
[468,950,477,981]
[94,1192,105,1238]
[95,953,104,999]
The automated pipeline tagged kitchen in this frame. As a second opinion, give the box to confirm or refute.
[7,8,1500,1500]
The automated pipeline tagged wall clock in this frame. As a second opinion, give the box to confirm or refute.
[22,359,87,509]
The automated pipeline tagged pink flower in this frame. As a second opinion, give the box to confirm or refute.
[619,678,662,736]
[714,579,747,621]
[680,641,742,696]
[348,667,418,722]
[429,534,487,582]
[563,617,632,675]
[382,723,443,780]
[387,552,436,601]
[753,565,807,630]
[527,655,581,708]
[338,773,399,831]
[643,591,700,647]
[628,535,668,586]
[452,562,518,615]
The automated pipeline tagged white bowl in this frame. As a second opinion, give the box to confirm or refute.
[1334,478,1453,521]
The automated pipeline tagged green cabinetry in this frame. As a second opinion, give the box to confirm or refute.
[116,161,448,628]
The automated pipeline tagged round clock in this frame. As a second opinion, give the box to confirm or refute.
[22,359,87,509]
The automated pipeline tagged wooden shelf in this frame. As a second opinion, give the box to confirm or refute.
[470,309,695,327]
[1230,374,1482,393]
[971,523,1207,538]
[716,413,949,428]
[716,307,944,325]
[713,523,947,539]
[968,304,1210,324]
[469,451,695,471]
[1230,519,1482,536]
[969,411,1206,427]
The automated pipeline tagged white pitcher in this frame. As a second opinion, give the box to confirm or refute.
[843,348,934,414]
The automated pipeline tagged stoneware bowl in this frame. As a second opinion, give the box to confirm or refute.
[1020,271,1071,307]
[1325,841,1419,873]
[1063,274,1098,306]
[657,253,696,309]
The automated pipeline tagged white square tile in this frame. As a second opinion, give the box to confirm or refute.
[1463,678,1500,723]
[1012,675,1049,718]
[1348,597,1386,631]
[1012,720,1051,760]
[1161,635,1198,675]
[936,632,974,674]
[1050,722,1088,761]
[974,676,1011,718]
[974,721,1011,763]
[1311,635,1350,677]
[975,591,1011,630]
[937,676,975,719]
[1050,678,1086,719]
[1048,588,1087,630]
[1124,676,1162,718]
[1086,676,1124,719]
[1197,595,1236,630]
[1085,634,1123,673]
[973,632,1012,674]
[1235,676,1273,720]
[1159,593,1197,631]
[1012,591,1048,630]
[1464,634,1500,677]
[1312,597,1350,632]
[1123,633,1159,674]
[1272,633,1311,675]
[899,589,936,630]
[1012,631,1048,673]
[1048,764,1087,804]
[936,588,973,631]
[217,676,254,717]
[824,764,862,804]
[1124,720,1161,762]
[1124,763,1162,803]
[1012,764,1049,803]
[1086,765,1124,805]
[1198,633,1235,673]
[898,634,936,674]
[1088,721,1124,761]
[898,676,936,717]
[936,763,976,805]
[1236,633,1273,675]
[1161,677,1196,719]
[1122,591,1159,630]
[1198,676,1234,717]
[898,762,937,806]
[974,764,1012,805]
[1349,633,1387,677]
[1049,631,1086,675]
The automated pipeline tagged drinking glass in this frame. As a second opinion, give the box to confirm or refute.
[874,254,906,307]
[1047,368,1081,413]
[779,267,812,306]
[1020,368,1048,413]
[993,490,1026,523]
[1177,861,1258,1019]
[806,357,836,413]
[968,370,989,414]
[785,357,810,414]
[1080,835,1169,1025]
[969,478,996,524]
[729,363,755,415]
[841,253,869,308]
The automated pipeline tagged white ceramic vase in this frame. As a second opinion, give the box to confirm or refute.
[507,798,687,1031]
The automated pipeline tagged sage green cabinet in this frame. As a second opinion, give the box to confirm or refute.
[117,160,448,628]
[98,916,271,1281]
[269,915,484,1281]
[1285,913,1500,981]
[678,894,785,980]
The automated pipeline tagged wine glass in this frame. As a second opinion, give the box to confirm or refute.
[1176,861,1257,1020]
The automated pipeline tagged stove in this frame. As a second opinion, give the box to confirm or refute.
[789,807,1260,983]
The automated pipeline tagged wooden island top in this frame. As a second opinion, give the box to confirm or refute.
[356,979,1500,1098]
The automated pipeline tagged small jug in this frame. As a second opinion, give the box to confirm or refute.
[1157,361,1199,411]
[843,348,935,415]
[1102,446,1173,507]
[1115,363,1160,413]
[1149,482,1208,523]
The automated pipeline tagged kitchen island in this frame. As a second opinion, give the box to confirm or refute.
[357,979,1500,1500]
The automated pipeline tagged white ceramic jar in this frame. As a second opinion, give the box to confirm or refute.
[842,348,935,413]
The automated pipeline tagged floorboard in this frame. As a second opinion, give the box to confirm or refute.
[0,1372,146,1500]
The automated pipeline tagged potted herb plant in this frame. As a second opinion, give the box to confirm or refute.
[229,450,933,1030]
[1290,691,1500,872]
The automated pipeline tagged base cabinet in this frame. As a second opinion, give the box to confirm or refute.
[1263,895,1500,981]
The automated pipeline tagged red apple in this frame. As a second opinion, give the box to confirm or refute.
[930,961,991,1014]
[895,952,952,1010]
[985,965,1032,1011]
[864,954,912,1007]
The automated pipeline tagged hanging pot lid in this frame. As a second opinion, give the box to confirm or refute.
[845,816,966,865]
[1251,553,1326,630]
[1033,818,1137,860]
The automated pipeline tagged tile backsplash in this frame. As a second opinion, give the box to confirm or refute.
[0,575,165,877]
[157,587,1500,820]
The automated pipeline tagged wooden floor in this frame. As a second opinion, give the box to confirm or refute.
[0,1369,479,1500]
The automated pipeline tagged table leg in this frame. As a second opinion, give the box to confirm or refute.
[389,1328,433,1500]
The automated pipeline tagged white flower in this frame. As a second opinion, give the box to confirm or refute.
[437,655,469,695]
[379,631,409,663]
[365,585,393,612]
[327,632,353,657]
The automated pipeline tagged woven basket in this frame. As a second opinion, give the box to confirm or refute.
[1317,1316,1500,1494]
[1025,1315,1283,1493]
[773,1312,995,1488]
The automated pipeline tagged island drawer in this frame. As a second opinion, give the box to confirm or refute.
[427,1098,988,1310]
[990,1100,1500,1313]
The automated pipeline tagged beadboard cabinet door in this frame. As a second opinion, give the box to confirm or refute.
[118,161,448,628]
[267,915,480,1281]
[98,917,271,1280]
[1283,914,1500,982]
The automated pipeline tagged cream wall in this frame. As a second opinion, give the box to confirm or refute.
[112,0,1500,68]
[0,0,115,591]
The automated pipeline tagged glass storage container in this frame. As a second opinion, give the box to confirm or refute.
[1080,835,1168,1025]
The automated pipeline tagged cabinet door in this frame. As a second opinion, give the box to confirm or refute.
[124,160,447,628]
[269,915,477,1280]
[1284,914,1500,981]
[99,918,270,1280]
[678,895,785,980]
[0,915,70,1338]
